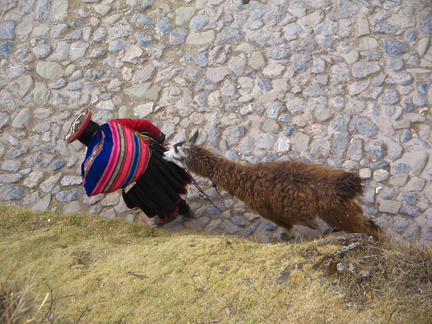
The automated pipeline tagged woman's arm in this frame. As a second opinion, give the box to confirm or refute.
[112,118,166,143]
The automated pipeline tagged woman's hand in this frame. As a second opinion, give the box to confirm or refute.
[162,140,171,149]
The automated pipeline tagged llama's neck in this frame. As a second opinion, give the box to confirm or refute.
[186,146,243,193]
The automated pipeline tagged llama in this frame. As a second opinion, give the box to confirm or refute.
[163,133,384,241]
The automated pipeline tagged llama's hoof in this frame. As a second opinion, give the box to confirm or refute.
[276,232,295,242]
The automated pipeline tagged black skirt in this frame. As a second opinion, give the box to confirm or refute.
[122,139,192,221]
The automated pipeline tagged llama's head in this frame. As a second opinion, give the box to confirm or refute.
[163,131,198,168]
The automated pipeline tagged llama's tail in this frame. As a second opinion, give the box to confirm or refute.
[336,172,363,200]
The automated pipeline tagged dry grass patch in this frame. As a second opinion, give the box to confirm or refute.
[1,206,432,323]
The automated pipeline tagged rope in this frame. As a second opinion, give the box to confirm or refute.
[186,170,223,213]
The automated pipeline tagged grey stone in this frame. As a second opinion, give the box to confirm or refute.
[386,139,403,160]
[387,58,404,71]
[349,116,378,137]
[347,138,363,161]
[331,113,351,131]
[112,19,134,39]
[257,134,276,149]
[93,27,107,42]
[0,185,24,201]
[68,81,83,91]
[0,41,13,57]
[365,141,385,160]
[216,28,244,43]
[383,38,409,56]
[228,54,247,76]
[221,219,240,234]
[23,192,40,205]
[385,72,413,86]
[410,151,428,176]
[0,21,15,40]
[373,169,390,182]
[257,74,272,92]
[156,17,172,36]
[250,2,271,20]
[263,222,278,231]
[141,0,154,9]
[35,0,51,22]
[206,67,231,83]
[297,0,331,8]
[347,98,366,114]
[267,102,285,119]
[69,41,89,60]
[51,41,69,60]
[266,48,291,60]
[351,61,381,78]
[55,189,82,202]
[195,52,208,68]
[232,216,247,226]
[334,0,359,19]
[420,12,432,34]
[190,15,209,31]
[392,163,409,174]
[169,28,187,46]
[373,23,397,34]
[413,94,427,107]
[64,30,82,40]
[12,107,32,129]
[35,62,63,80]
[331,66,351,84]
[400,192,419,206]
[303,85,324,98]
[109,39,127,52]
[51,24,67,39]
[400,205,423,218]
[223,126,245,147]
[262,119,280,133]
[379,200,401,214]
[136,33,152,48]
[300,11,324,27]
[380,89,400,105]
[2,160,20,172]
[0,112,10,130]
[284,23,302,40]
[404,29,418,42]
[401,129,411,143]
[186,31,215,46]
[291,54,311,73]
[0,174,23,184]
[389,174,409,187]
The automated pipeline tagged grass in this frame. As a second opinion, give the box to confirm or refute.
[1,205,432,323]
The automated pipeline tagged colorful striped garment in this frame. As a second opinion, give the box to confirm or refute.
[81,121,151,196]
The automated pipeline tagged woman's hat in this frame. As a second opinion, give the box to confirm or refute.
[64,108,92,143]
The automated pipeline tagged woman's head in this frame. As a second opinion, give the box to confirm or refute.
[65,108,100,146]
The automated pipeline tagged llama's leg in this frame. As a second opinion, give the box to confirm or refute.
[257,209,294,234]
[319,199,385,241]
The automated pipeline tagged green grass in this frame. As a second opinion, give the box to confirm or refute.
[1,206,432,323]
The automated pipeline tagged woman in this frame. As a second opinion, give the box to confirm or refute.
[64,108,192,225]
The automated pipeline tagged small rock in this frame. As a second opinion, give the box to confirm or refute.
[383,38,409,56]
[351,61,381,78]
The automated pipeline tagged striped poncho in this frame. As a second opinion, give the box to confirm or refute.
[81,119,162,196]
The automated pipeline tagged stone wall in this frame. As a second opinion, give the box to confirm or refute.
[1,0,432,243]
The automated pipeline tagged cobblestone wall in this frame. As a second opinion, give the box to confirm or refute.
[1,0,432,243]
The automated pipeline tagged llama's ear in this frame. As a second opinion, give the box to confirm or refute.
[190,130,199,144]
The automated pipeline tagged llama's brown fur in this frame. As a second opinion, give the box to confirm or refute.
[164,141,384,241]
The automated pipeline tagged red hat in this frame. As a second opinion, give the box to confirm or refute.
[64,108,92,143]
